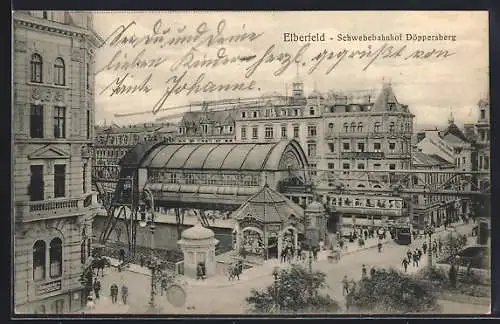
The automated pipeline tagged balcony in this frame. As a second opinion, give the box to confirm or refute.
[15,192,99,223]
[341,152,385,159]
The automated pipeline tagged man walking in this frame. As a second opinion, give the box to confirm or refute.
[93,278,101,300]
[110,283,119,304]
[121,283,129,305]
[342,275,349,296]
[402,257,409,272]
[422,242,428,255]
[361,264,367,279]
[377,242,382,253]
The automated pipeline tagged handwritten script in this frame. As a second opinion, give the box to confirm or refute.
[95,18,457,117]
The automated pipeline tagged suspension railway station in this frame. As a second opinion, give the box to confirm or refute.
[92,139,490,268]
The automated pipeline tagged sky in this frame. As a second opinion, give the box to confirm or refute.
[91,11,489,129]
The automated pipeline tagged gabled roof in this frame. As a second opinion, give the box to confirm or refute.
[232,184,304,224]
[441,122,468,142]
[371,83,409,113]
[181,109,236,126]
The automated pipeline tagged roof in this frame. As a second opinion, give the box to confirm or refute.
[232,185,304,224]
[181,223,215,240]
[412,152,441,167]
[371,83,409,113]
[131,139,307,171]
[441,123,468,142]
[180,109,236,126]
[428,154,455,167]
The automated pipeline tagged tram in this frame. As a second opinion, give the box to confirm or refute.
[391,226,412,245]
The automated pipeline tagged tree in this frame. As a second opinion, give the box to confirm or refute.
[442,232,467,261]
[246,265,340,314]
[345,268,440,314]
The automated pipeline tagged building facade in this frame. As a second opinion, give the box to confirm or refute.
[475,96,490,191]
[177,108,237,143]
[93,123,177,166]
[13,11,102,314]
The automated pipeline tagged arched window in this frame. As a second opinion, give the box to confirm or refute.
[49,238,63,278]
[54,58,65,85]
[357,122,363,132]
[31,54,43,83]
[350,122,356,132]
[343,122,349,132]
[33,240,46,281]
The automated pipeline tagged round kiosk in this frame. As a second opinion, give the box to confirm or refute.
[178,222,219,279]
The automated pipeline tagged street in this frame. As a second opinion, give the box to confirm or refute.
[83,223,486,315]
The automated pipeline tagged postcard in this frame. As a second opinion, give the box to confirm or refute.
[12,10,490,316]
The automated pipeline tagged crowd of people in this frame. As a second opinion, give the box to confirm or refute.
[85,277,129,310]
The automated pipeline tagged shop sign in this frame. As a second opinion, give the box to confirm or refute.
[36,279,62,295]
[267,224,281,232]
[239,217,263,230]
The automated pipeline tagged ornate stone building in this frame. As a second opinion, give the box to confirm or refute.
[13,11,103,313]
[177,108,237,143]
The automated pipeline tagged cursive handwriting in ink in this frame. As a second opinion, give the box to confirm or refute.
[171,46,256,72]
[99,73,153,97]
[309,43,456,75]
[95,49,168,75]
[245,43,311,79]
[152,71,257,114]
[104,19,263,50]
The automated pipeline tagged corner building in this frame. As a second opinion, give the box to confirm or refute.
[13,11,103,314]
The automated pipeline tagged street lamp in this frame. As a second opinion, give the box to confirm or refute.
[424,224,435,268]
[272,267,280,313]
[138,188,158,313]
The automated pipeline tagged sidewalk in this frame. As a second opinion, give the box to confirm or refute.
[82,296,130,314]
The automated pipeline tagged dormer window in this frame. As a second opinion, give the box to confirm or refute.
[480,109,486,120]
[388,103,395,111]
[309,107,315,116]
[389,122,395,132]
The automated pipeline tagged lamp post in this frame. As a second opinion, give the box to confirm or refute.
[139,188,158,313]
[272,267,280,313]
[424,224,434,269]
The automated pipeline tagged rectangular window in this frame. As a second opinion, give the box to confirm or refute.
[374,163,381,169]
[328,143,335,152]
[252,127,258,139]
[82,163,87,193]
[389,143,396,150]
[265,126,274,139]
[30,105,44,138]
[294,109,299,116]
[307,143,317,157]
[241,127,247,139]
[357,143,365,152]
[357,163,365,170]
[374,143,381,151]
[309,163,317,176]
[343,142,350,151]
[54,164,66,198]
[241,111,246,118]
[389,164,396,170]
[343,163,350,174]
[328,163,335,169]
[86,110,91,139]
[53,106,66,138]
[281,126,287,138]
[484,156,489,169]
[293,126,299,138]
[480,110,485,120]
[86,63,90,90]
[29,165,44,201]
[252,111,258,118]
[307,125,317,137]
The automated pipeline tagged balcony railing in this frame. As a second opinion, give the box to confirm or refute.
[16,192,98,223]
[341,152,385,159]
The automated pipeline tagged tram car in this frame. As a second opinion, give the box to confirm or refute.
[391,226,412,245]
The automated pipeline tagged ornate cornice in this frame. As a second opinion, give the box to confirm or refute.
[13,13,104,47]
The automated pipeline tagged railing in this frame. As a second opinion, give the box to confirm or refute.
[341,152,385,159]
[16,192,98,223]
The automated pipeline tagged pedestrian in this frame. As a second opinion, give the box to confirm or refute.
[119,249,126,264]
[86,294,96,310]
[438,240,442,254]
[361,264,367,279]
[406,250,412,261]
[422,242,428,255]
[93,278,101,300]
[312,246,318,261]
[377,242,382,253]
[342,275,349,296]
[110,283,118,304]
[364,230,368,241]
[413,252,419,267]
[417,249,423,260]
[349,279,357,293]
[402,257,409,272]
[370,267,376,278]
[121,284,129,305]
